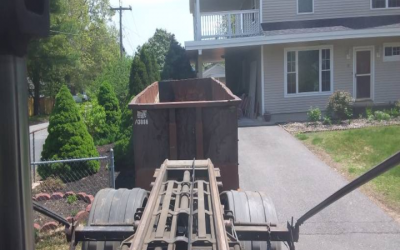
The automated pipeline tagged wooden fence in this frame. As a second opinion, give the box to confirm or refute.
[28,97,55,116]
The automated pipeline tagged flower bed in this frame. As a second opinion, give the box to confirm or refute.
[282,117,400,134]
[33,191,94,233]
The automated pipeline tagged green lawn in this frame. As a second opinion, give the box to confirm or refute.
[296,126,400,211]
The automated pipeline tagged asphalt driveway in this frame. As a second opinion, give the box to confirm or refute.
[238,126,400,250]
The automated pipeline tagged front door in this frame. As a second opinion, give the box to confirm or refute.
[354,48,373,100]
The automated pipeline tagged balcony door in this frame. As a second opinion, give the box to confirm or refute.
[353,47,374,100]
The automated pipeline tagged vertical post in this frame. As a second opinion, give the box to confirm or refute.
[196,0,201,40]
[169,109,178,160]
[110,149,115,188]
[0,55,34,250]
[32,132,36,183]
[197,51,203,78]
[119,6,123,57]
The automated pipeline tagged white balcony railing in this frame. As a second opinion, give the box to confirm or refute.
[198,10,261,40]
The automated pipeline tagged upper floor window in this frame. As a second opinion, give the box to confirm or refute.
[384,43,400,62]
[372,0,400,9]
[298,0,314,14]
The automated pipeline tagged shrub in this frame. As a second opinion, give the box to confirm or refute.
[80,99,107,145]
[326,91,353,120]
[37,177,66,193]
[374,111,391,121]
[114,99,134,171]
[67,194,78,204]
[98,81,121,143]
[322,116,332,125]
[39,85,99,180]
[396,100,400,110]
[389,108,399,118]
[307,107,321,122]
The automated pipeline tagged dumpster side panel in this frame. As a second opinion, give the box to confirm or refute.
[176,108,197,160]
[133,109,169,188]
[202,105,239,190]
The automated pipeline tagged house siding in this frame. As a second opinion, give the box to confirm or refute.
[263,37,400,116]
[262,0,400,23]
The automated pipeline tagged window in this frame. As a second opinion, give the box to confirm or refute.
[285,46,333,96]
[298,0,314,13]
[372,0,400,8]
[383,43,400,62]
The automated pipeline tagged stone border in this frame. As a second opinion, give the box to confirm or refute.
[280,118,400,135]
[33,191,94,233]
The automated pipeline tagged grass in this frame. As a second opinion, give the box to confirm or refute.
[36,231,81,250]
[297,125,400,210]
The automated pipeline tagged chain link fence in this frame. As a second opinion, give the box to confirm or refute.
[31,151,115,197]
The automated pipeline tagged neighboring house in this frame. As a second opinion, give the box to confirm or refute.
[185,0,400,122]
[203,64,226,83]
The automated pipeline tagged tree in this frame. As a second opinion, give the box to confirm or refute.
[161,35,195,80]
[140,45,160,84]
[129,56,149,96]
[92,57,132,106]
[27,0,120,115]
[80,99,107,145]
[114,97,134,171]
[147,29,174,70]
[98,81,121,142]
[39,85,99,180]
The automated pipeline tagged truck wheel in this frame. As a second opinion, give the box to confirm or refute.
[82,188,148,250]
[220,191,281,250]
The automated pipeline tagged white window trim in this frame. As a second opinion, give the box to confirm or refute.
[284,45,334,98]
[370,0,400,10]
[297,0,314,14]
[383,43,400,62]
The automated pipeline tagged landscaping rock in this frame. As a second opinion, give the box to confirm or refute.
[40,222,58,232]
[74,210,89,223]
[65,191,75,197]
[84,194,94,204]
[50,192,64,200]
[76,192,87,200]
[33,223,41,231]
[66,216,74,223]
[35,193,51,201]
[85,204,92,212]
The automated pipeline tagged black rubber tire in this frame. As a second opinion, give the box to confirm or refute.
[220,191,281,250]
[82,188,148,250]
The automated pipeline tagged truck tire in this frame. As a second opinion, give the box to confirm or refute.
[220,191,281,250]
[82,188,148,250]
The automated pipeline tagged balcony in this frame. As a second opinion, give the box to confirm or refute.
[195,9,261,41]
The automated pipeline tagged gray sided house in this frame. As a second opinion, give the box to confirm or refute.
[185,0,400,123]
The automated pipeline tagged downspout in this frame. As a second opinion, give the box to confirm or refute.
[261,45,265,115]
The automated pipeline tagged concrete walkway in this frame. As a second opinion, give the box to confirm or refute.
[238,126,400,250]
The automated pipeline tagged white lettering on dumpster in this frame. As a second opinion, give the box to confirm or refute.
[135,110,148,125]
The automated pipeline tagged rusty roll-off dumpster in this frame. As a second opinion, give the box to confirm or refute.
[128,78,241,190]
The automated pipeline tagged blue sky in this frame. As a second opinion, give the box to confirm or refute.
[110,0,193,55]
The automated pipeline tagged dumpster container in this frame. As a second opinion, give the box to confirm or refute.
[129,78,241,190]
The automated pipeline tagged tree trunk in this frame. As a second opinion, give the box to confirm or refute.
[33,79,40,116]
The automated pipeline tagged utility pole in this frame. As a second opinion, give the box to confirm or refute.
[111,5,132,58]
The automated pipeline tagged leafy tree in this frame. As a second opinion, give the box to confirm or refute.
[114,98,134,170]
[98,81,121,142]
[147,29,174,70]
[80,99,107,145]
[40,85,99,180]
[161,35,195,80]
[140,45,160,84]
[92,57,132,106]
[27,0,119,115]
[129,56,149,96]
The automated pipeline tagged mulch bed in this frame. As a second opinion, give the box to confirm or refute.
[32,143,117,196]
[34,199,87,225]
[281,117,400,134]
